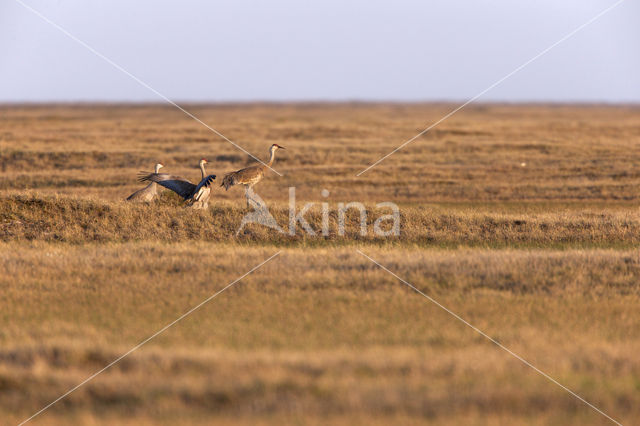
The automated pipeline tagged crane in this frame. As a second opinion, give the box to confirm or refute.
[126,163,164,202]
[221,144,285,207]
[139,159,216,210]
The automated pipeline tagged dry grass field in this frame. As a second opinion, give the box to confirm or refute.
[1,103,640,425]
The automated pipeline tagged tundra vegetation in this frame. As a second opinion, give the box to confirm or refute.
[1,103,640,425]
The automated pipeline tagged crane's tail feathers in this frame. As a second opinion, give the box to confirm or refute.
[221,173,236,190]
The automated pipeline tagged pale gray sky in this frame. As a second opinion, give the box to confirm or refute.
[1,0,638,102]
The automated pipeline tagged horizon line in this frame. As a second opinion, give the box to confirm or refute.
[1,99,639,107]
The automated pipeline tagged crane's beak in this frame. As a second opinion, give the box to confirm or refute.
[278,145,286,150]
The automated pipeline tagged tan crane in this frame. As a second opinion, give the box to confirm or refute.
[139,159,216,210]
[221,144,285,207]
[126,163,164,202]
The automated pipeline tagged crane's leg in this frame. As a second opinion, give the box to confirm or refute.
[250,186,265,208]
[245,186,263,209]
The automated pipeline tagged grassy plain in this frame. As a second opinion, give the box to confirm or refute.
[1,103,640,425]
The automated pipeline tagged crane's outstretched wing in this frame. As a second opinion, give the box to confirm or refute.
[194,174,216,193]
[192,174,216,201]
[138,173,196,199]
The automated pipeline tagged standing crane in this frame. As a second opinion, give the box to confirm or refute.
[221,144,285,207]
[126,163,164,202]
[139,159,216,210]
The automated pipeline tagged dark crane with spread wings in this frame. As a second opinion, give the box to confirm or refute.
[139,158,216,210]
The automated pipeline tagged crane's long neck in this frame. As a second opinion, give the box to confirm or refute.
[267,147,276,167]
[151,165,162,188]
[200,162,206,179]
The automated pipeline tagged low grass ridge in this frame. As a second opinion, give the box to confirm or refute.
[1,194,640,247]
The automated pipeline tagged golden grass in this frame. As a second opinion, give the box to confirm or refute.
[2,103,640,202]
[2,243,640,425]
[2,195,640,248]
[2,104,640,425]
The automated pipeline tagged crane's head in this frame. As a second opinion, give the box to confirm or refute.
[154,163,164,173]
[199,158,208,165]
[271,144,286,151]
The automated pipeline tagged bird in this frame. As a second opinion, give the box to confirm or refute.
[221,144,285,207]
[126,163,164,202]
[138,159,216,210]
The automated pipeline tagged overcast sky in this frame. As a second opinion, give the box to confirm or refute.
[1,0,638,102]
